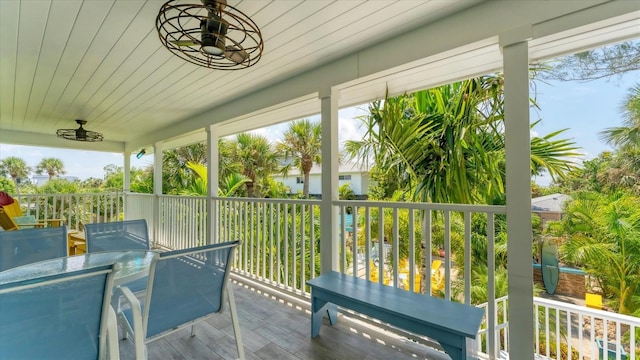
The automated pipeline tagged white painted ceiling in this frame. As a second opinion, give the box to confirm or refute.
[1,0,638,154]
[0,0,482,151]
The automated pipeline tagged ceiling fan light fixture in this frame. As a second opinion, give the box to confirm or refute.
[156,0,263,70]
[56,120,103,142]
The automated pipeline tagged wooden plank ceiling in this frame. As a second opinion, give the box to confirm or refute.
[0,0,477,146]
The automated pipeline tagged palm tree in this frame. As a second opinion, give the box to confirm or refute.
[277,119,322,198]
[163,143,208,193]
[180,161,249,197]
[35,158,65,180]
[0,157,31,195]
[560,192,640,314]
[600,83,640,149]
[345,76,581,293]
[232,133,279,197]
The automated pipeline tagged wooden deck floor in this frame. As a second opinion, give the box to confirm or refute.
[117,278,451,360]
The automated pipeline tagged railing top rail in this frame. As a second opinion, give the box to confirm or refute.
[157,194,206,200]
[333,199,507,213]
[534,296,640,325]
[17,192,121,197]
[125,192,155,197]
[211,196,320,205]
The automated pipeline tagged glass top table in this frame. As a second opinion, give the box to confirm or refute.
[0,250,157,287]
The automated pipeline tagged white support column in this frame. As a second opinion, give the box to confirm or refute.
[502,30,534,360]
[206,125,220,245]
[123,152,131,221]
[152,142,163,248]
[123,153,131,193]
[319,88,339,274]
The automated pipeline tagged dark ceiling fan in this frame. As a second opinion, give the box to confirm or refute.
[156,0,263,69]
[56,120,104,142]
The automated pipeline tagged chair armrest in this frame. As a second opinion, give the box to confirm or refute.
[116,285,146,357]
[117,285,142,312]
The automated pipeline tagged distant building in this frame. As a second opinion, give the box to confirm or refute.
[31,175,79,186]
[272,161,370,197]
[531,193,572,224]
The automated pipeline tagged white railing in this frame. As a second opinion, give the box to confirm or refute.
[477,296,510,356]
[15,192,123,230]
[155,195,208,250]
[214,196,320,295]
[126,194,640,360]
[534,296,639,360]
[476,296,640,360]
[334,199,507,358]
[124,192,155,232]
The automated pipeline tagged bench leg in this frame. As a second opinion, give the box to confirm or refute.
[311,296,339,338]
[326,303,338,325]
[440,338,477,360]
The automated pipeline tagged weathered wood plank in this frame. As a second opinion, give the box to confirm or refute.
[117,282,449,360]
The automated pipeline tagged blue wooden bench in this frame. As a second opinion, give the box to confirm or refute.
[307,271,484,360]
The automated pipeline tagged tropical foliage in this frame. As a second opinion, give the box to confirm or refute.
[0,156,31,194]
[35,158,65,180]
[345,75,580,294]
[277,119,322,198]
[558,192,640,315]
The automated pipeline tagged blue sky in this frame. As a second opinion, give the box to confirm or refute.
[530,70,639,185]
[0,70,637,185]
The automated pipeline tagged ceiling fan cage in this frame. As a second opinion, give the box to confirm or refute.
[56,120,104,142]
[156,0,263,69]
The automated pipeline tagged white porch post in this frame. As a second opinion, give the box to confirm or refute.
[123,153,131,193]
[206,125,220,245]
[152,142,163,248]
[502,29,534,359]
[123,152,131,221]
[319,88,339,273]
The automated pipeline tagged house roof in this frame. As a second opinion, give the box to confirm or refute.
[531,193,572,213]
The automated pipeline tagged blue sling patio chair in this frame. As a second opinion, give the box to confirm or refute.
[0,263,120,360]
[85,219,150,253]
[0,226,68,272]
[117,241,244,360]
[85,219,151,299]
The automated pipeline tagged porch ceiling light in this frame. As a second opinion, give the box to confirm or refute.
[56,120,103,142]
[136,149,146,159]
[156,0,263,70]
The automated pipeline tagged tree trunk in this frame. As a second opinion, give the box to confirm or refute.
[246,181,255,197]
[303,172,310,198]
[11,177,21,196]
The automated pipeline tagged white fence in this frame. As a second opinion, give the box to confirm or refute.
[333,199,507,358]
[534,297,638,360]
[17,192,637,360]
[15,192,123,230]
[214,197,320,295]
[476,296,640,360]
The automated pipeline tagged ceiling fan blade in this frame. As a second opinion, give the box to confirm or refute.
[171,39,199,47]
[224,46,248,64]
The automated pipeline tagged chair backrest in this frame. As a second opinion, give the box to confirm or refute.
[0,264,117,359]
[143,241,240,339]
[85,219,149,253]
[0,208,19,231]
[0,227,68,272]
[2,201,23,218]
